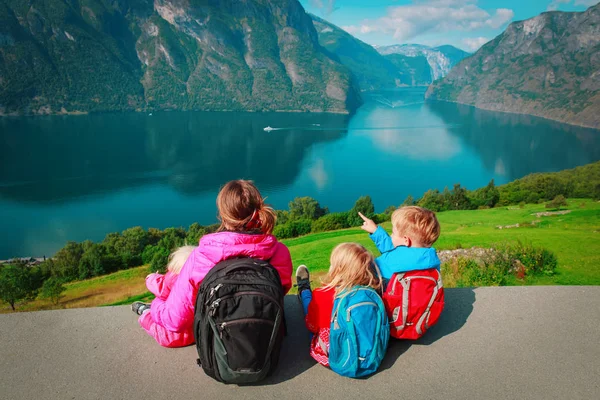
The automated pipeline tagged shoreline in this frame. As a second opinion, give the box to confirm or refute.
[424,98,600,131]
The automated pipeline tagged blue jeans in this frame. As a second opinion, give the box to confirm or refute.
[299,288,313,340]
[300,288,312,316]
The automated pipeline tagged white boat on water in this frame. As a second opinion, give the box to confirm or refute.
[264,126,274,132]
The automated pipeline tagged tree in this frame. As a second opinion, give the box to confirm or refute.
[546,195,568,210]
[348,196,375,226]
[39,277,66,305]
[79,243,107,279]
[448,183,474,210]
[187,223,206,245]
[402,195,415,207]
[471,179,500,208]
[158,227,186,252]
[150,248,170,274]
[418,189,444,212]
[53,241,84,281]
[288,197,328,221]
[0,265,34,311]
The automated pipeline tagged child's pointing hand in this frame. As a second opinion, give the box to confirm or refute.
[358,212,377,234]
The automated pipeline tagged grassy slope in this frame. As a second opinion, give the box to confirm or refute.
[1,266,150,313]
[3,199,598,312]
[284,199,600,285]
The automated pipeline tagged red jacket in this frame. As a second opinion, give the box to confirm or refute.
[305,287,335,366]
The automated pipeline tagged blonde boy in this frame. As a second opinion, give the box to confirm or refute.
[358,206,441,282]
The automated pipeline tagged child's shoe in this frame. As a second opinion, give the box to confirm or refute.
[295,265,311,296]
[131,301,151,315]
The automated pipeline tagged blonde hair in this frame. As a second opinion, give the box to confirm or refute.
[216,180,276,234]
[322,243,381,294]
[391,206,440,247]
[167,246,196,274]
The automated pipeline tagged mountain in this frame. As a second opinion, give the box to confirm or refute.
[376,44,470,81]
[0,0,361,115]
[310,14,431,89]
[426,4,600,129]
[383,54,432,87]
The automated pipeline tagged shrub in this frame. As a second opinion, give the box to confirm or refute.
[149,247,170,274]
[499,242,557,276]
[288,197,328,221]
[442,257,508,287]
[39,277,66,305]
[441,242,558,287]
[372,212,390,224]
[273,219,313,239]
[545,195,568,210]
[312,212,350,233]
[348,196,375,226]
[383,205,397,216]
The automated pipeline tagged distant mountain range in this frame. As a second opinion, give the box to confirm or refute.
[426,3,600,129]
[311,15,469,89]
[375,44,471,81]
[0,0,361,115]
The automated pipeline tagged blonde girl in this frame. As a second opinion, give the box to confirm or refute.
[132,180,293,348]
[296,242,381,366]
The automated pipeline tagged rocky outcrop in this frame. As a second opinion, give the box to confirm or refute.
[310,14,431,89]
[0,0,361,115]
[376,44,470,81]
[426,4,600,129]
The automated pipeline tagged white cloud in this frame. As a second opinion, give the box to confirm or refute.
[310,0,339,17]
[462,36,490,51]
[308,158,328,189]
[548,0,598,11]
[342,0,514,42]
[547,0,572,11]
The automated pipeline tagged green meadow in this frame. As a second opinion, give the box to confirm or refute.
[2,198,598,312]
[285,199,600,286]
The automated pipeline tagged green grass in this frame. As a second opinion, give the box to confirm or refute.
[4,199,598,312]
[283,199,600,285]
[0,266,150,313]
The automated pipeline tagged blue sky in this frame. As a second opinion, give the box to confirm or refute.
[299,0,598,51]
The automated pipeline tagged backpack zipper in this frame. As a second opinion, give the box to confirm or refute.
[205,283,223,305]
[332,287,377,328]
[218,318,275,338]
[209,291,281,317]
[346,302,378,322]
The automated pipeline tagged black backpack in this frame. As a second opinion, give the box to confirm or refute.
[194,257,285,384]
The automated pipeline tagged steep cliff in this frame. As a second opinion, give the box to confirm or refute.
[311,14,430,89]
[376,44,470,81]
[426,4,600,129]
[0,0,361,115]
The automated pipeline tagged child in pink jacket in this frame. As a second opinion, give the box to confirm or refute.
[131,180,293,348]
[132,246,196,347]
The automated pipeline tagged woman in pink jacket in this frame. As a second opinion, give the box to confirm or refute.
[131,180,293,348]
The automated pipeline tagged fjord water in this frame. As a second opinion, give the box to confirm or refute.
[1,88,599,258]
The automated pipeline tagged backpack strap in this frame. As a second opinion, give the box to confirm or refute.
[372,262,384,296]
[415,269,443,336]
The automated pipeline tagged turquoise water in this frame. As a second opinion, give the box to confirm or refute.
[1,88,599,258]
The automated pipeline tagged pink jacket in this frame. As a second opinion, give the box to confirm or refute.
[147,231,293,340]
[146,271,178,300]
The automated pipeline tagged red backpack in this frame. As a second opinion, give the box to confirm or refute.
[382,268,444,340]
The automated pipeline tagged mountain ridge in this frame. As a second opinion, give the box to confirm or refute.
[0,0,361,115]
[376,44,470,81]
[426,4,600,129]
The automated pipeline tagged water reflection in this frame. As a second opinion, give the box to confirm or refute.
[0,112,349,203]
[426,101,600,180]
[2,90,600,258]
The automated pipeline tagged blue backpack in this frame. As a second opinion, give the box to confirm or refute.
[329,286,390,378]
